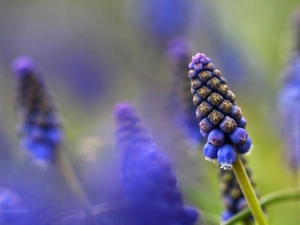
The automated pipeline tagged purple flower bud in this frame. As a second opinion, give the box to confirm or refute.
[208,129,225,147]
[218,144,236,170]
[12,56,36,77]
[237,116,247,128]
[199,129,208,139]
[235,137,253,154]
[199,118,215,133]
[228,128,248,145]
[219,116,237,133]
[203,142,218,161]
[229,105,243,121]
[221,210,235,221]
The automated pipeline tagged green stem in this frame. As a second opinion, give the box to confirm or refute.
[232,151,269,225]
[222,188,300,225]
[56,150,100,225]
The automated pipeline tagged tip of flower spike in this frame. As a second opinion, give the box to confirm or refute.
[113,102,137,120]
[12,56,36,77]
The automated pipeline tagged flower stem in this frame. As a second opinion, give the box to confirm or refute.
[222,188,300,225]
[232,149,268,225]
[56,150,100,225]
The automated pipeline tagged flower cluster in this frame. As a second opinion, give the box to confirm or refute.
[278,53,300,169]
[114,102,198,225]
[12,56,63,164]
[167,38,204,145]
[219,156,257,221]
[134,0,193,45]
[188,53,252,169]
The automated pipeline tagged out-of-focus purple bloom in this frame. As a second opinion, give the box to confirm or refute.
[12,56,63,165]
[133,0,194,45]
[0,188,28,224]
[167,38,204,146]
[53,49,110,107]
[278,53,300,169]
[188,53,253,169]
[114,102,199,225]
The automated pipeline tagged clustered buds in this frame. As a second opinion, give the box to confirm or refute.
[114,102,198,225]
[219,156,258,221]
[167,38,204,145]
[188,53,252,169]
[12,56,63,164]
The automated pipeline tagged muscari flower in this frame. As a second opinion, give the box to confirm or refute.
[278,9,300,170]
[134,0,193,46]
[219,156,258,222]
[188,53,253,169]
[167,38,204,145]
[278,52,300,169]
[114,102,199,225]
[12,56,63,164]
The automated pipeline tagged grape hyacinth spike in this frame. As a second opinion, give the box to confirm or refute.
[114,102,199,225]
[188,53,253,169]
[12,56,63,165]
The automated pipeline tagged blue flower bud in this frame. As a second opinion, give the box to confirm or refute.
[218,144,236,170]
[203,142,218,161]
[237,116,247,128]
[228,128,248,145]
[208,128,225,147]
[221,210,235,221]
[235,137,252,154]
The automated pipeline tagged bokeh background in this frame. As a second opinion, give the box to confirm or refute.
[0,0,299,224]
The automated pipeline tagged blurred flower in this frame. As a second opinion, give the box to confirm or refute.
[133,0,194,46]
[167,38,204,146]
[188,53,253,169]
[12,56,63,165]
[0,188,28,224]
[53,48,111,107]
[210,31,253,86]
[219,156,258,222]
[114,102,199,225]
[278,53,300,169]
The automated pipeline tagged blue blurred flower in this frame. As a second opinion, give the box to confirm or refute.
[12,56,63,165]
[133,0,194,45]
[167,38,204,146]
[114,102,199,225]
[0,188,28,224]
[278,53,300,169]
